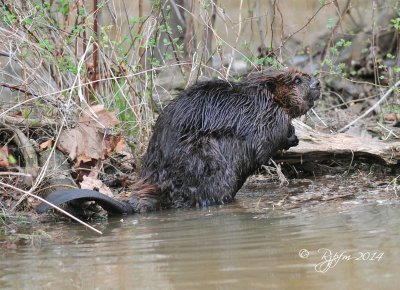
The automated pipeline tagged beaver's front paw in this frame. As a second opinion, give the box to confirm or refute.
[286,133,299,149]
[284,124,299,150]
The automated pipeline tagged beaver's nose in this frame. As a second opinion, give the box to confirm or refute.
[310,79,320,89]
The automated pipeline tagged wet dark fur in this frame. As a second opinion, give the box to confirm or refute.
[37,69,320,215]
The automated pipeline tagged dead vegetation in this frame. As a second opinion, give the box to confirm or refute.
[1,0,400,237]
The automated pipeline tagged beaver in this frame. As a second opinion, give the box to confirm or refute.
[37,68,320,215]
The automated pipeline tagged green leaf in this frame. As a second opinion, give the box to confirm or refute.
[8,154,17,165]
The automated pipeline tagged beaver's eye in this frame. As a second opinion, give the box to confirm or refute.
[294,77,302,85]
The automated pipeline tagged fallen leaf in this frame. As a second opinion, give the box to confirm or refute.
[114,137,127,154]
[79,105,119,128]
[80,175,114,197]
[75,159,98,182]
[384,113,399,122]
[104,134,125,156]
[0,146,10,168]
[57,105,122,172]
[39,139,54,150]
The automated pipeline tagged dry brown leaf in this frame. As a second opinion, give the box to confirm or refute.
[75,159,97,182]
[57,105,121,166]
[39,139,54,150]
[0,146,10,168]
[103,134,125,156]
[58,124,103,163]
[80,104,119,128]
[80,175,114,197]
[114,137,127,153]
[384,113,399,122]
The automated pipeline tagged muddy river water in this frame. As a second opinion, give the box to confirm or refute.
[1,178,400,290]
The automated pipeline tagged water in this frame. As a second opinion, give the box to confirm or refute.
[1,193,399,290]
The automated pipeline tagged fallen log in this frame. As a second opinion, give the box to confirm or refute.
[275,120,400,166]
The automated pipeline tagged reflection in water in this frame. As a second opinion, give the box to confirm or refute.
[1,201,399,290]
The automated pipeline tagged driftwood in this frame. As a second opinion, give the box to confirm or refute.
[0,122,39,183]
[275,120,400,166]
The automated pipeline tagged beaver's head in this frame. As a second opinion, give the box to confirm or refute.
[248,68,321,118]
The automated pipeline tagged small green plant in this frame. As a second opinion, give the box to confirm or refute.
[387,104,400,114]
[322,38,353,77]
[8,154,17,165]
[391,14,400,30]
[326,18,335,29]
[0,213,5,237]
[1,6,17,26]
[387,53,396,60]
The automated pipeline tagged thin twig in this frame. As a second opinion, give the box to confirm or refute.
[0,82,37,97]
[274,1,335,53]
[255,0,266,50]
[88,0,98,94]
[338,79,400,132]
[0,172,32,177]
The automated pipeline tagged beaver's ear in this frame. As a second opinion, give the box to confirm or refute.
[264,80,276,92]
